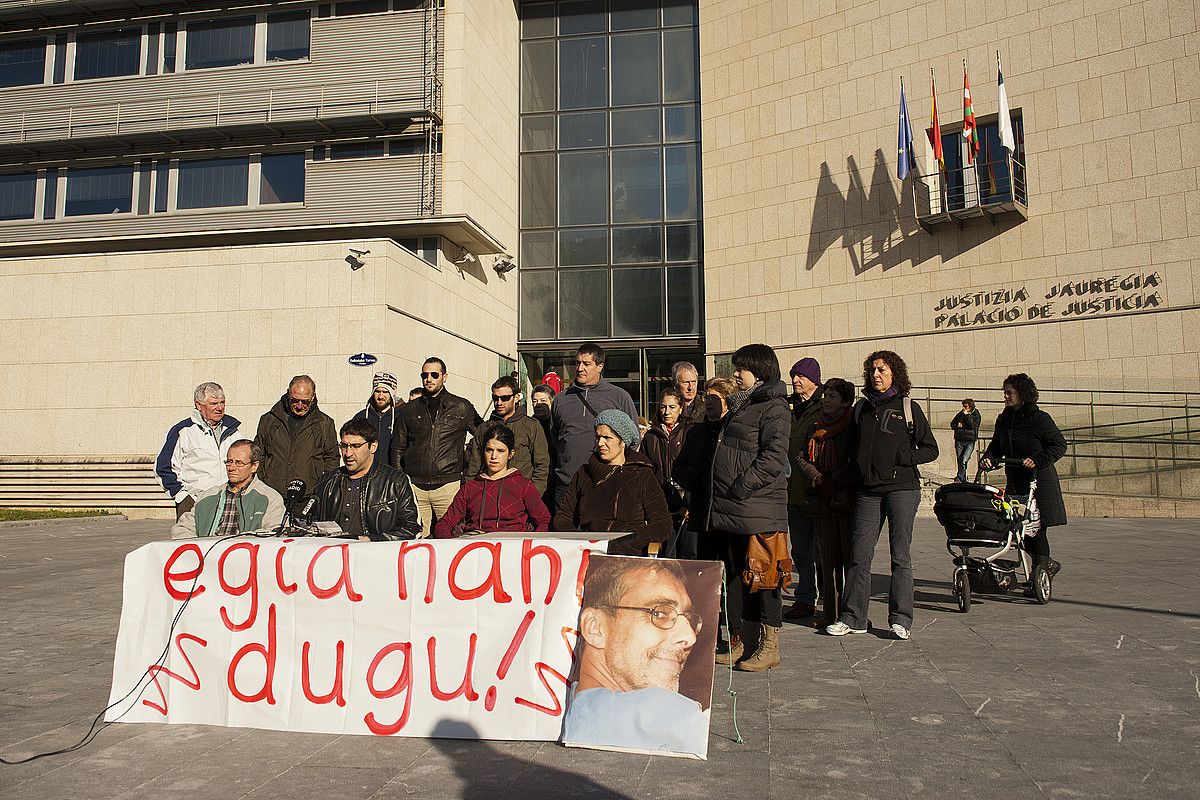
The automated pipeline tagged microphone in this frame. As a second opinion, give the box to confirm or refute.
[285,480,306,511]
[298,495,317,519]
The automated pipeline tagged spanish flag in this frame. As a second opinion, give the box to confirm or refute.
[928,70,944,172]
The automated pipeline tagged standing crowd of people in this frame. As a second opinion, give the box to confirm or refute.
[160,342,1068,672]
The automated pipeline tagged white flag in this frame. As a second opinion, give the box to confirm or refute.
[997,58,1015,153]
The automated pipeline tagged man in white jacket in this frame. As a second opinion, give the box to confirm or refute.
[156,382,248,519]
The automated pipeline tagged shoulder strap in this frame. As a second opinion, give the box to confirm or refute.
[903,395,914,435]
[577,388,600,420]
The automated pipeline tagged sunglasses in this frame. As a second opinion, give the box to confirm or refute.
[421,371,441,379]
[491,393,514,402]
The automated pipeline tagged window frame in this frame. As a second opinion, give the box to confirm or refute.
[68,25,147,83]
[174,8,312,74]
[0,36,52,90]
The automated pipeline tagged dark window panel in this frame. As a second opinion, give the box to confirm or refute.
[0,38,46,88]
[51,34,67,83]
[664,104,698,142]
[521,153,556,228]
[389,138,424,155]
[521,40,556,113]
[520,231,556,268]
[610,0,659,31]
[662,0,698,27]
[665,222,700,261]
[261,152,305,204]
[176,157,249,209]
[312,145,327,161]
[317,4,333,18]
[0,172,38,220]
[559,37,607,110]
[666,264,699,335]
[612,225,661,264]
[521,1,556,39]
[328,141,386,159]
[612,266,663,337]
[267,10,311,62]
[612,147,661,223]
[559,269,609,339]
[162,22,177,73]
[185,16,255,70]
[611,107,660,146]
[74,28,141,80]
[65,165,134,216]
[559,227,608,266]
[520,271,557,340]
[560,151,608,225]
[610,31,660,106]
[335,0,389,16]
[420,236,438,265]
[664,144,697,220]
[154,161,169,212]
[522,114,556,152]
[144,24,159,75]
[559,111,607,149]
[137,162,152,214]
[558,0,606,35]
[662,28,698,102]
[43,168,59,219]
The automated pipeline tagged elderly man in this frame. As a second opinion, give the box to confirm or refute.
[672,361,701,422]
[466,376,551,495]
[312,418,421,541]
[390,357,483,535]
[785,357,824,620]
[156,382,249,520]
[562,556,708,757]
[254,375,339,496]
[171,440,284,539]
[550,343,638,507]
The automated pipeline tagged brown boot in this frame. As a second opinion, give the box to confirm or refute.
[715,634,743,665]
[736,624,781,672]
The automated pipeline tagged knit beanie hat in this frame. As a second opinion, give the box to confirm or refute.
[789,357,821,385]
[594,409,640,449]
[372,371,398,400]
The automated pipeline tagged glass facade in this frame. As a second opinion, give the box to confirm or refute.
[518,0,703,345]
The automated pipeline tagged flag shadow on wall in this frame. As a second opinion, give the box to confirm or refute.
[805,149,1020,276]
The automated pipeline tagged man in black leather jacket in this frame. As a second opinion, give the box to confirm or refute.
[389,357,483,533]
[313,418,421,541]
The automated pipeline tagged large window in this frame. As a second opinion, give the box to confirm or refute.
[260,153,305,204]
[185,16,255,70]
[266,11,311,61]
[65,165,134,216]
[73,28,142,80]
[181,10,310,72]
[0,38,47,88]
[177,157,250,209]
[0,173,37,221]
[518,0,703,341]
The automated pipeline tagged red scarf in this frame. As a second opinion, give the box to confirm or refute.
[807,408,852,473]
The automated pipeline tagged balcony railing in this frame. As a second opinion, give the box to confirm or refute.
[913,154,1028,232]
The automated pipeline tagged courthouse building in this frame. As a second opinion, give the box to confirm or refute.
[1,0,1197,510]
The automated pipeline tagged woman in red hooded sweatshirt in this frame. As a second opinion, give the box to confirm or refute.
[434,422,551,537]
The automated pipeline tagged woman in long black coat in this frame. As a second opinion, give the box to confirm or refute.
[980,373,1068,577]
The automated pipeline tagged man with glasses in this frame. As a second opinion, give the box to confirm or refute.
[311,418,421,541]
[465,375,550,495]
[254,375,339,496]
[551,343,638,509]
[157,381,250,520]
[170,440,283,539]
[390,357,483,536]
[562,555,709,757]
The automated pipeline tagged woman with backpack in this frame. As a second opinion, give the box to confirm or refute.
[827,351,938,641]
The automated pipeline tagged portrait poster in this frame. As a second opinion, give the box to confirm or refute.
[560,554,723,759]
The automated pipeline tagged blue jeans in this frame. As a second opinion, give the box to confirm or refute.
[955,440,977,482]
[840,489,920,630]
[788,505,818,606]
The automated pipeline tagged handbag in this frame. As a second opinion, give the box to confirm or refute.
[743,531,793,592]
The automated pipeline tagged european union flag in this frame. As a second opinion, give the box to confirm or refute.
[897,79,916,180]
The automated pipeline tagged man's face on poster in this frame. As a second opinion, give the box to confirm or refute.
[584,568,700,693]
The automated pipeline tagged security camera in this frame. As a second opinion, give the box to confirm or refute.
[493,254,517,274]
[349,248,370,257]
[345,255,366,270]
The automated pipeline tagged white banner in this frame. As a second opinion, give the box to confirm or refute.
[106,535,606,739]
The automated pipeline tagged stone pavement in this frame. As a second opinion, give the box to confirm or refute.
[0,517,1197,800]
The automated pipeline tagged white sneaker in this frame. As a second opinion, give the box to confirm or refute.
[826,621,868,636]
[891,623,911,640]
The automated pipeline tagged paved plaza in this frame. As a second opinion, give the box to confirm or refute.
[0,515,1197,800]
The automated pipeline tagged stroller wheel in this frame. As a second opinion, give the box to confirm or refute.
[1031,563,1052,605]
[954,570,971,613]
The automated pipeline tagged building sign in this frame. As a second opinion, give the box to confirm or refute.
[933,271,1164,330]
[106,536,605,740]
[349,353,378,366]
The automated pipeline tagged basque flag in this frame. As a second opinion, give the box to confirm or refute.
[962,64,980,164]
[897,78,917,179]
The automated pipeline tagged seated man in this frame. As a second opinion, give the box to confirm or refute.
[171,440,284,539]
[311,418,421,541]
[561,556,709,758]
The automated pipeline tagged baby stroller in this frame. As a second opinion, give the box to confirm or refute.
[932,458,1052,612]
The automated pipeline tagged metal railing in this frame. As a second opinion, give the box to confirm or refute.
[913,154,1027,221]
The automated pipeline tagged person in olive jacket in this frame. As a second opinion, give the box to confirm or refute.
[707,343,792,673]
[254,375,340,496]
[980,373,1068,580]
[311,418,421,541]
[552,409,672,557]
[828,351,938,642]
[950,398,982,482]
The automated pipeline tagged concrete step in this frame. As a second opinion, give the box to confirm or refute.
[0,456,172,517]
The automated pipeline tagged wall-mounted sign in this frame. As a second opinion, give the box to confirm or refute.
[349,353,378,366]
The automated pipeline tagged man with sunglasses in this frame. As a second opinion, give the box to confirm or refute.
[563,555,709,757]
[465,375,550,495]
[170,440,284,539]
[254,375,339,496]
[390,357,483,535]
